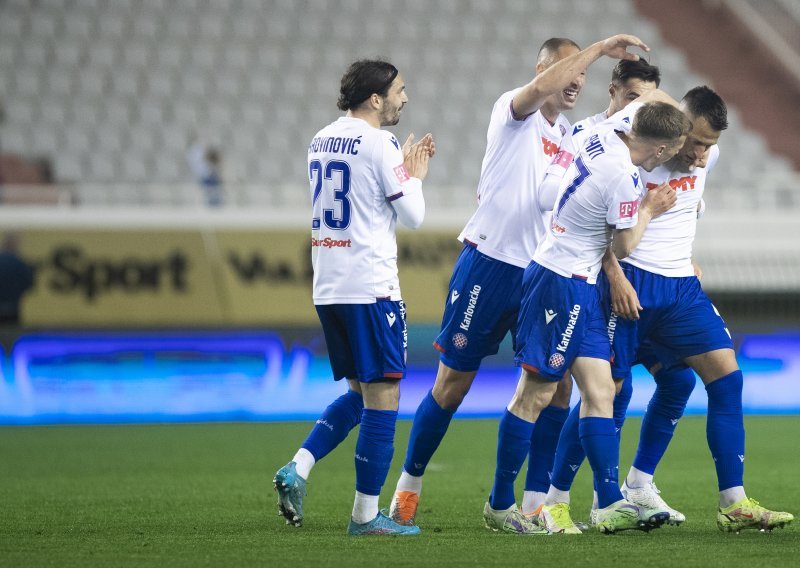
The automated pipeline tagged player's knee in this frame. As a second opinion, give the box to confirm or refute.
[653,367,696,407]
[431,366,475,411]
[581,379,616,413]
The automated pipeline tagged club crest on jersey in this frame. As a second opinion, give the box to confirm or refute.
[452,333,468,350]
[548,352,566,369]
[386,312,396,327]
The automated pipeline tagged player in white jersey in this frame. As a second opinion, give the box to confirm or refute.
[497,101,691,534]
[273,59,435,536]
[386,35,651,535]
[539,59,662,217]
[599,87,793,532]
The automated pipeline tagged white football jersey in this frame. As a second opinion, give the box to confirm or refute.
[625,144,720,276]
[543,110,607,180]
[534,119,645,283]
[458,88,571,268]
[308,116,421,304]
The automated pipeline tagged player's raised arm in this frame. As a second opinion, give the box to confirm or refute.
[512,34,649,118]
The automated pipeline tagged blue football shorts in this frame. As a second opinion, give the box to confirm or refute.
[515,261,611,381]
[598,262,734,382]
[315,299,407,382]
[433,243,524,372]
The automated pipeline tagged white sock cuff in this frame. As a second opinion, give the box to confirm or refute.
[396,470,423,494]
[292,448,316,480]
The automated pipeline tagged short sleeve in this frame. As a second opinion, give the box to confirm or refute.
[705,144,720,174]
[606,169,644,229]
[376,131,416,201]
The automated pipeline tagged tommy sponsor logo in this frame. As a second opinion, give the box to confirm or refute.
[646,175,698,192]
[452,332,468,350]
[386,312,396,327]
[315,419,334,431]
[556,304,581,353]
[459,284,482,331]
[541,136,559,158]
[393,164,410,183]
[311,237,352,248]
[545,309,558,325]
[619,200,639,219]
[450,289,460,304]
[607,311,618,344]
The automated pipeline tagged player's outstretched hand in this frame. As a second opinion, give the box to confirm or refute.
[610,271,642,320]
[600,34,649,61]
[404,133,433,181]
[641,182,677,218]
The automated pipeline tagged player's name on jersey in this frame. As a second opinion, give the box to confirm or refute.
[308,135,362,155]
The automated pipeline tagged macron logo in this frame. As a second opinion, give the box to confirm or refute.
[386,312,396,327]
[569,464,579,472]
[545,309,558,325]
[738,454,745,463]
[450,290,460,304]
[670,418,679,426]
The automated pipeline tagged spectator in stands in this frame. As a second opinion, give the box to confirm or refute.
[0,233,34,325]
[187,139,224,207]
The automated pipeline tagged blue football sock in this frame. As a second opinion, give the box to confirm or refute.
[705,370,745,491]
[580,416,622,509]
[301,389,363,462]
[402,390,456,477]
[632,366,696,475]
[550,402,584,491]
[354,408,398,496]
[524,405,569,492]
[613,376,633,441]
[489,410,535,511]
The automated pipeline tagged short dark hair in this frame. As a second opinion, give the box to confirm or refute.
[681,86,728,131]
[611,59,661,87]
[632,102,693,141]
[537,38,580,66]
[337,59,398,111]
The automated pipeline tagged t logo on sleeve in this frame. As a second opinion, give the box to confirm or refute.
[619,200,639,219]
[393,164,410,183]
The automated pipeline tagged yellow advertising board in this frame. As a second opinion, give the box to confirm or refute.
[214,230,317,325]
[6,228,464,327]
[16,229,223,326]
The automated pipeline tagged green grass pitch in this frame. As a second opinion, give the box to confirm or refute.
[1,416,798,567]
